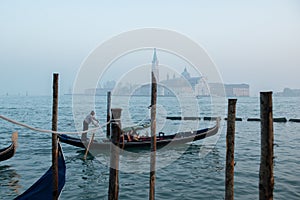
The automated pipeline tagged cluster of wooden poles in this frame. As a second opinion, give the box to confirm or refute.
[225,92,274,200]
[50,73,274,200]
[50,71,159,200]
[108,70,158,200]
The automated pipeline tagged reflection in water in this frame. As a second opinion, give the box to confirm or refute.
[61,151,110,199]
[79,141,223,175]
[0,165,21,196]
[181,144,224,172]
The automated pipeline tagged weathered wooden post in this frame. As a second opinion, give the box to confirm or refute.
[225,99,237,200]
[52,73,59,200]
[107,91,111,138]
[108,108,122,200]
[149,64,157,200]
[259,92,274,200]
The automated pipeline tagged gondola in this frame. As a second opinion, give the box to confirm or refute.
[58,120,220,150]
[0,132,18,162]
[15,143,66,200]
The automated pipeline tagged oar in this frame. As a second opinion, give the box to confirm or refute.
[83,121,100,159]
[84,132,95,160]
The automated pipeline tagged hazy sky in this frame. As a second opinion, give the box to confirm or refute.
[0,0,299,96]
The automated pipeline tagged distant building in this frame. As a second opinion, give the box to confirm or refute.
[83,50,250,97]
[85,87,110,96]
[275,88,300,97]
[224,84,250,97]
[84,80,116,96]
[207,83,226,97]
[181,67,190,79]
[133,50,204,97]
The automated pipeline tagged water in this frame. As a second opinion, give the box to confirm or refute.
[0,95,300,199]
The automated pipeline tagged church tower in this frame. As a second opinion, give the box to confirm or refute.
[181,67,191,79]
[152,48,159,82]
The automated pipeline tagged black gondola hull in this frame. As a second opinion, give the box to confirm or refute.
[58,120,220,151]
[0,132,18,162]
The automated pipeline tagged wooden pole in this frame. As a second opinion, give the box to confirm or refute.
[108,108,122,200]
[107,91,111,138]
[149,70,157,200]
[259,92,274,200]
[52,73,59,200]
[225,99,237,200]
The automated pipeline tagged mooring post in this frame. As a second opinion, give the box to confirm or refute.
[52,73,59,200]
[107,91,111,138]
[108,108,122,200]
[259,92,274,200]
[225,99,237,200]
[149,69,157,200]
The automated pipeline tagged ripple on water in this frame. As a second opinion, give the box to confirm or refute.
[1,96,300,199]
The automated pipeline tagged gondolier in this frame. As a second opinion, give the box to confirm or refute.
[82,111,99,141]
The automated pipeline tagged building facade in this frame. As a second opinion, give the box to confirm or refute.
[224,84,250,97]
[83,50,250,97]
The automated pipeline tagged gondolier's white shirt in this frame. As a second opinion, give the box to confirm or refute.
[84,114,98,126]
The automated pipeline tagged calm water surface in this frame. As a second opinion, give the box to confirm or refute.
[0,95,299,199]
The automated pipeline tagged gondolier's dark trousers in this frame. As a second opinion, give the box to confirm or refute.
[81,120,89,141]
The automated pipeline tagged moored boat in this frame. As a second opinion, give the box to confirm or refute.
[14,143,66,200]
[58,120,220,150]
[0,132,18,162]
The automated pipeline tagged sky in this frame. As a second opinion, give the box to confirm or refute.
[0,0,299,96]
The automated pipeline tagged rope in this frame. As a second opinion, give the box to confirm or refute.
[0,115,108,135]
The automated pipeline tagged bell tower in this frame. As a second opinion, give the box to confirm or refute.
[152,48,159,82]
